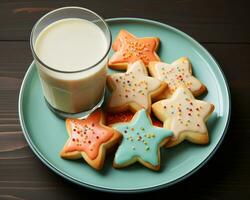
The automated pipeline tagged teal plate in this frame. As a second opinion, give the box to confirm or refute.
[18,18,231,192]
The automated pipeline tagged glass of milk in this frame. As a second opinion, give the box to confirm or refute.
[30,7,111,118]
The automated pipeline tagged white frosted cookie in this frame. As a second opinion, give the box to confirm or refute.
[148,57,206,98]
[107,60,167,113]
[152,86,214,147]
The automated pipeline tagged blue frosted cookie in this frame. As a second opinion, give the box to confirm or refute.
[112,109,173,170]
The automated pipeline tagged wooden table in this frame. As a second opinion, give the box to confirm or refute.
[0,0,249,199]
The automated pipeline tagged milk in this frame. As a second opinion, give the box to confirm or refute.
[34,18,108,113]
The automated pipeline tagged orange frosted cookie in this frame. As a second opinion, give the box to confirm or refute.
[107,60,167,113]
[148,57,206,98]
[60,109,121,170]
[152,87,214,147]
[108,30,160,70]
[105,110,163,127]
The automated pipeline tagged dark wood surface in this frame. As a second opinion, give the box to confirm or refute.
[0,0,250,199]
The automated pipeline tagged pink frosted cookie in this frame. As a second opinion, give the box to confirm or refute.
[148,57,206,98]
[107,60,167,113]
[152,87,214,147]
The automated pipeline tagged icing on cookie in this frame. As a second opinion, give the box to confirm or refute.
[152,57,204,95]
[63,111,114,160]
[153,87,213,138]
[105,111,163,127]
[109,30,160,66]
[108,60,162,110]
[112,109,172,166]
[106,111,134,125]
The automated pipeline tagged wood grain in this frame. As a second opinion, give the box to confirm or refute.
[0,0,250,199]
[0,0,250,43]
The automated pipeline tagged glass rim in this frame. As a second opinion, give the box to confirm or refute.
[30,6,112,74]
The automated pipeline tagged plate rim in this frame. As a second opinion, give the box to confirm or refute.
[18,17,231,193]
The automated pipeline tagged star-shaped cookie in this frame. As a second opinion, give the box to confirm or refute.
[112,109,173,170]
[108,29,160,70]
[105,110,163,127]
[148,57,206,97]
[60,109,121,170]
[152,87,214,147]
[107,60,167,113]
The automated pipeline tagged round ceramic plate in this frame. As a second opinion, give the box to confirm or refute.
[18,18,230,192]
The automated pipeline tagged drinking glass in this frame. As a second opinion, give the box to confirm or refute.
[30,7,111,118]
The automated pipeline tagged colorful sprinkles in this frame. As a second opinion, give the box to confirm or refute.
[109,30,160,66]
[157,87,213,137]
[152,58,204,95]
[108,60,161,110]
[63,112,114,160]
[120,40,152,64]
[162,92,204,128]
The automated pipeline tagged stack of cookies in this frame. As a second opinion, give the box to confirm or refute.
[60,30,214,171]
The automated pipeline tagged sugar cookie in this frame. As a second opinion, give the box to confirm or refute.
[148,57,206,98]
[60,109,121,170]
[105,110,163,127]
[112,109,173,170]
[152,87,214,147]
[108,30,160,70]
[107,60,167,113]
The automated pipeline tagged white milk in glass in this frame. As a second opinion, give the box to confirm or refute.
[34,18,108,113]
